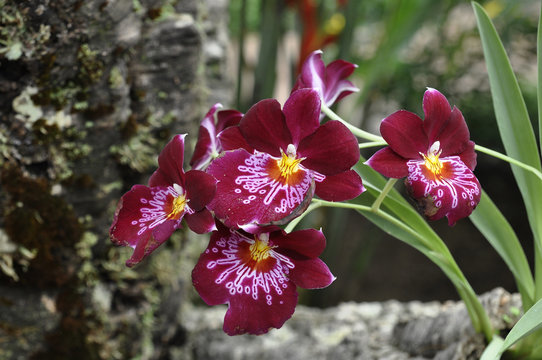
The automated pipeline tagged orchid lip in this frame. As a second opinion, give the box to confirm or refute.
[406,155,481,223]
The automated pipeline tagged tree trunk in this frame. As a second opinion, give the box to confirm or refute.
[0,0,231,358]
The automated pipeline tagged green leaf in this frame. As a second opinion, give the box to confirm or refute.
[501,297,542,353]
[469,190,535,308]
[473,2,542,258]
[480,335,504,360]
[538,1,542,155]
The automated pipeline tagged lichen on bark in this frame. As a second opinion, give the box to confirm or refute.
[0,0,232,358]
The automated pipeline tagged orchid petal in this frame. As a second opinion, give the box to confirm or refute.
[380,110,427,158]
[438,106,472,158]
[315,169,365,201]
[458,140,477,171]
[240,99,291,157]
[191,106,244,170]
[148,169,170,189]
[190,104,221,170]
[216,109,243,132]
[149,134,186,187]
[185,169,217,211]
[184,209,217,234]
[191,228,232,305]
[287,258,335,289]
[218,126,254,153]
[192,227,298,335]
[298,120,359,175]
[293,50,326,100]
[223,283,297,335]
[292,50,358,109]
[322,59,359,106]
[365,147,409,178]
[270,228,326,258]
[422,88,453,144]
[283,89,321,146]
[190,127,213,170]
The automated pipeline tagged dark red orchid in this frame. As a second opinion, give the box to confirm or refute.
[192,221,334,335]
[110,135,217,267]
[206,89,364,229]
[366,88,481,226]
[292,49,358,114]
[190,104,243,171]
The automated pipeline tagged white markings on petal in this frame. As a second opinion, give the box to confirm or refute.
[206,231,294,305]
[234,151,324,214]
[406,155,480,210]
[135,184,193,235]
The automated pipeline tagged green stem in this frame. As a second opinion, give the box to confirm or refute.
[321,104,384,142]
[372,178,398,212]
[475,144,542,182]
[284,202,322,233]
[312,198,409,230]
[359,141,388,149]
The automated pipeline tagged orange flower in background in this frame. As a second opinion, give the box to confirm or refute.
[287,0,348,73]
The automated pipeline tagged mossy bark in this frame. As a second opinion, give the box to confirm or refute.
[0,1,231,358]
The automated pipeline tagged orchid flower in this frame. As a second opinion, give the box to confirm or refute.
[192,221,335,335]
[292,50,359,116]
[190,104,243,171]
[366,88,481,225]
[110,135,217,267]
[206,89,364,229]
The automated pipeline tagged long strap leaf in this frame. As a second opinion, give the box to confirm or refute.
[470,191,535,309]
[500,297,542,356]
[473,1,542,298]
[539,1,542,155]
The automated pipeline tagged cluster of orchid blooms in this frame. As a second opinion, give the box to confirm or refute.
[110,50,481,335]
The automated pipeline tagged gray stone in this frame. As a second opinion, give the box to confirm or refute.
[178,288,521,360]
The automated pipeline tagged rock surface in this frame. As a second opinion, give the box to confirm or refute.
[177,288,521,360]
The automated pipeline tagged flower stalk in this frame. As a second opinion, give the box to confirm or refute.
[359,141,388,149]
[475,144,542,182]
[371,178,397,212]
[321,104,385,142]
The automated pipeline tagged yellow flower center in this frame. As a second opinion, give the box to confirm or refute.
[278,153,303,178]
[249,234,274,262]
[420,141,443,177]
[276,144,304,181]
[167,184,188,219]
